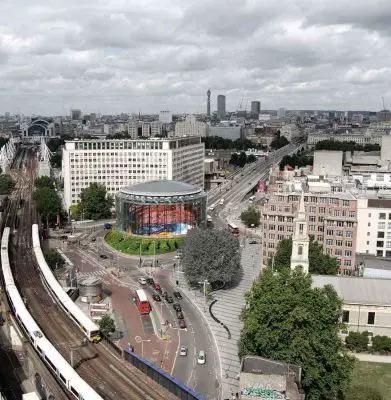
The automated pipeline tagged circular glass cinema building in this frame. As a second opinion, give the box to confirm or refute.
[116,180,207,237]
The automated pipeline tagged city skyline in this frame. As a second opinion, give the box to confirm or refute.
[0,0,389,114]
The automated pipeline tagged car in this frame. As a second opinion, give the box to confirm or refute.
[162,291,168,299]
[167,296,174,303]
[197,350,206,365]
[249,239,258,244]
[100,254,108,259]
[180,346,187,356]
[173,254,182,259]
[178,319,186,329]
[173,303,181,312]
[176,311,184,320]
[152,294,161,302]
[173,292,183,300]
[91,237,96,242]
[138,277,147,285]
[146,278,154,285]
[153,282,161,292]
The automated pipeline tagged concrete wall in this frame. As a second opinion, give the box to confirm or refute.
[313,150,343,177]
[381,135,391,161]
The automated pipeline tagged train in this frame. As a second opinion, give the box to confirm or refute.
[0,227,103,400]
[31,224,101,342]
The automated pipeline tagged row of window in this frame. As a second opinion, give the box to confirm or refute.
[342,310,375,325]
[73,141,165,150]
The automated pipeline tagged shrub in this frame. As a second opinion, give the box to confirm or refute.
[345,331,369,352]
[372,335,391,354]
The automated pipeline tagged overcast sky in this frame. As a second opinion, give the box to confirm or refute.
[0,0,390,115]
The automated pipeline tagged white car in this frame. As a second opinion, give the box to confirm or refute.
[138,277,147,285]
[180,346,187,356]
[197,350,206,365]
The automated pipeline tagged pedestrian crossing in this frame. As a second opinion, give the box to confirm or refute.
[78,269,107,278]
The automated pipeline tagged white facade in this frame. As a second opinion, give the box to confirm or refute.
[280,123,299,141]
[62,137,204,209]
[175,115,207,137]
[159,110,172,124]
[150,121,162,137]
[356,197,391,257]
[313,151,343,177]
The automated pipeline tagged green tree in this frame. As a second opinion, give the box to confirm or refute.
[315,140,380,153]
[229,153,238,166]
[78,183,113,220]
[279,154,313,171]
[246,154,257,163]
[238,151,247,167]
[240,206,260,228]
[269,237,338,275]
[239,268,354,399]
[0,174,15,195]
[270,136,289,150]
[181,227,241,285]
[35,176,55,189]
[33,187,62,227]
[99,314,116,336]
[47,137,64,153]
[345,331,369,352]
[51,153,62,168]
[371,335,391,353]
[44,249,65,270]
[344,385,383,400]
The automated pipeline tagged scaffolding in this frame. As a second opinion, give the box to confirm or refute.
[0,138,16,172]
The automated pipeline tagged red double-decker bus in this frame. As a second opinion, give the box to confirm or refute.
[135,289,151,314]
[228,223,239,235]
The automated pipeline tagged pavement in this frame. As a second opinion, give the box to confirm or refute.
[350,353,391,363]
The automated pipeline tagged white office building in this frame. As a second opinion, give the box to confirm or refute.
[175,115,207,137]
[62,137,205,209]
[159,110,172,124]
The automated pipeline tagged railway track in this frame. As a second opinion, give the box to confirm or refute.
[7,147,176,400]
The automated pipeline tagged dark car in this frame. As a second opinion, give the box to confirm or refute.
[178,319,186,329]
[100,254,108,259]
[173,303,181,312]
[152,294,161,302]
[173,291,183,300]
[162,291,168,299]
[176,311,184,320]
[146,278,154,285]
[167,296,174,303]
[249,239,258,244]
[91,237,96,242]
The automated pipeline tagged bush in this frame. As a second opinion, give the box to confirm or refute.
[105,230,184,255]
[345,331,369,352]
[372,336,391,354]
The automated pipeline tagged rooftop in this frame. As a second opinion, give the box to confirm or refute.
[312,275,391,306]
[120,180,202,197]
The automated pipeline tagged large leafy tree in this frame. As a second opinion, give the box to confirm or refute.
[0,174,15,195]
[181,227,241,285]
[78,183,113,220]
[35,176,55,189]
[240,206,260,228]
[44,249,65,270]
[99,315,116,336]
[269,237,338,275]
[33,187,62,227]
[239,268,354,399]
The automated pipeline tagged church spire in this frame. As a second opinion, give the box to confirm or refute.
[290,190,309,274]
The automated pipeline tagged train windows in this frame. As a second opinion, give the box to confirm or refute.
[37,346,42,354]
[45,356,56,372]
[70,387,79,397]
[59,373,66,384]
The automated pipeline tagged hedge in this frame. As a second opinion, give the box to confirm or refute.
[105,230,184,255]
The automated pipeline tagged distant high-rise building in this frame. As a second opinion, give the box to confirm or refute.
[175,115,207,137]
[217,95,226,120]
[378,110,390,122]
[159,110,172,124]
[277,108,286,118]
[207,89,211,117]
[251,101,261,116]
[71,109,82,120]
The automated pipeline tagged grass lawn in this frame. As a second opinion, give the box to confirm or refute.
[105,229,184,256]
[347,361,391,398]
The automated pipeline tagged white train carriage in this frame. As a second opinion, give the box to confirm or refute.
[32,224,100,342]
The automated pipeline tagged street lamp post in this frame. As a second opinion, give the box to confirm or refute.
[198,279,209,312]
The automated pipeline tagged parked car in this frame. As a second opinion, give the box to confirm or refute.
[167,296,174,303]
[173,292,183,300]
[197,350,206,365]
[153,282,161,292]
[146,278,154,285]
[176,311,184,320]
[91,237,96,242]
[249,239,258,244]
[152,294,161,302]
[162,291,168,299]
[180,346,187,356]
[173,303,181,312]
[100,254,108,259]
[178,319,186,329]
[138,277,147,285]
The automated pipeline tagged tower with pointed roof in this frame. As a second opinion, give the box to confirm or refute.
[290,191,309,273]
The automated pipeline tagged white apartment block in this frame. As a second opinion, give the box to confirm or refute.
[62,137,205,209]
[159,110,172,124]
[175,115,207,137]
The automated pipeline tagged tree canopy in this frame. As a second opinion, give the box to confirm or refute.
[99,315,116,336]
[270,135,289,149]
[181,227,241,285]
[33,187,62,226]
[44,249,65,270]
[315,140,380,153]
[279,153,313,171]
[77,183,113,220]
[35,176,55,189]
[51,153,62,168]
[239,268,354,399]
[240,206,260,228]
[202,136,265,151]
[269,237,339,275]
[0,174,15,195]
